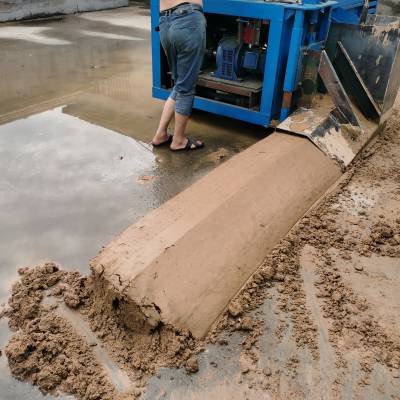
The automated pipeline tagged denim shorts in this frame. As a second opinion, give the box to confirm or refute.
[159,4,206,116]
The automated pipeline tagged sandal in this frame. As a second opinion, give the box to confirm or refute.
[151,134,173,147]
[170,137,204,152]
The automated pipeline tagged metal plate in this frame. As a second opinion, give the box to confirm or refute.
[197,72,263,97]
[318,51,360,126]
[277,107,378,167]
[326,17,400,107]
[277,107,330,137]
[334,42,381,120]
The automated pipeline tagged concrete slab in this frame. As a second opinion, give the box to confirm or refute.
[91,133,341,338]
[0,0,128,22]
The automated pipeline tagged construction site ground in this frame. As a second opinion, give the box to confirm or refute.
[0,3,399,400]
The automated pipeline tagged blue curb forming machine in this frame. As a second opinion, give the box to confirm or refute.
[151,0,400,166]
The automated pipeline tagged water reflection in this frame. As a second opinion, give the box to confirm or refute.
[0,107,158,302]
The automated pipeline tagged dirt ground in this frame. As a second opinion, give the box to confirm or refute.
[1,102,399,399]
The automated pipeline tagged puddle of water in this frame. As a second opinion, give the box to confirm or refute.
[0,106,161,302]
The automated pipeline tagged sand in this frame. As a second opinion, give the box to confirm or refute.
[1,262,204,399]
[1,109,399,399]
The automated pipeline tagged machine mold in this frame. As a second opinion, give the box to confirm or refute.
[152,0,400,165]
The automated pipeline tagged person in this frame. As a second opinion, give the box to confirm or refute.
[151,1,206,151]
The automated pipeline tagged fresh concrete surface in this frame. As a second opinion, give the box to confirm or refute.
[0,0,128,22]
[92,133,341,338]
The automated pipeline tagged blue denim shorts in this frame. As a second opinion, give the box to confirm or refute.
[159,4,206,116]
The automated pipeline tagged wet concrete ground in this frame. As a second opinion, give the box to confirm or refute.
[0,4,265,399]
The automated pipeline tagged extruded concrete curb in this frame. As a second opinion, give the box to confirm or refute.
[0,0,128,22]
[91,133,342,338]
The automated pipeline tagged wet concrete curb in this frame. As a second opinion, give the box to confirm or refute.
[91,133,342,338]
[0,0,129,22]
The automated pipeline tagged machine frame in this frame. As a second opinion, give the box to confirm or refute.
[151,0,376,127]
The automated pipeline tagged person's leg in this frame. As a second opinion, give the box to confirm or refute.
[152,16,177,145]
[170,111,189,148]
[152,96,175,145]
[170,110,203,150]
[169,10,206,150]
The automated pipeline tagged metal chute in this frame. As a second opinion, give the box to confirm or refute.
[278,15,400,167]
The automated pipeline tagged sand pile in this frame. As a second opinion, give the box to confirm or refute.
[1,262,203,399]
[2,264,117,399]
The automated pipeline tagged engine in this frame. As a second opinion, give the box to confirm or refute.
[215,19,267,81]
